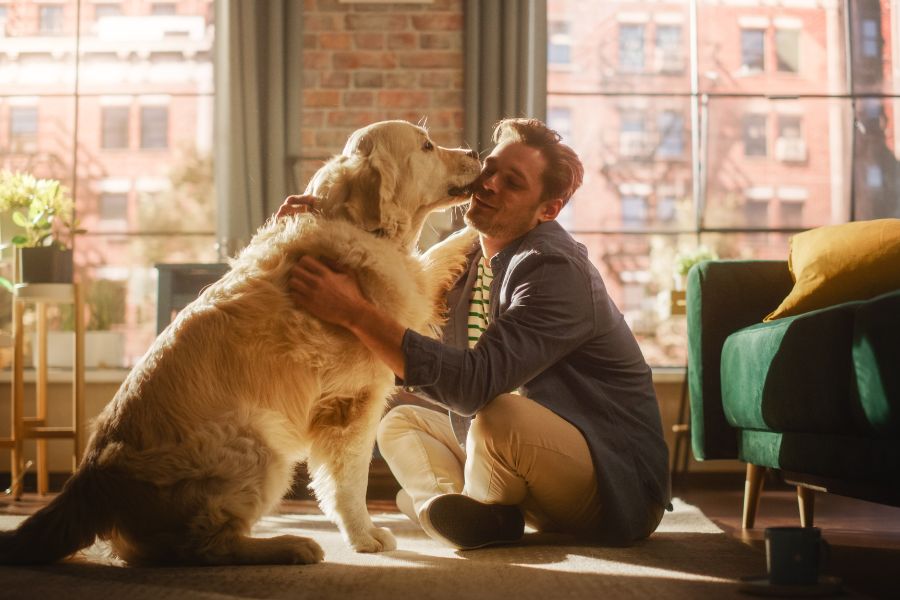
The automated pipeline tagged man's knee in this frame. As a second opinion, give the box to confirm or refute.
[376,404,420,455]
[470,394,520,445]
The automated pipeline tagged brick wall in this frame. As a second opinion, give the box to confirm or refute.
[298,0,466,186]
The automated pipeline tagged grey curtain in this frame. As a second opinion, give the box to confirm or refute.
[214,0,304,258]
[464,0,548,154]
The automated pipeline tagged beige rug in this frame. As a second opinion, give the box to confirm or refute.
[0,499,765,599]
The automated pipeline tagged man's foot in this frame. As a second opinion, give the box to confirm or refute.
[395,489,420,525]
[418,493,524,550]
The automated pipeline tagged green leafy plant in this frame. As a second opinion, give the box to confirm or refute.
[0,170,82,249]
[674,245,719,277]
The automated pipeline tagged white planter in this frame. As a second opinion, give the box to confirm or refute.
[39,331,126,369]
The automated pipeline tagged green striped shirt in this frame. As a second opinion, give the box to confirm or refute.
[466,256,493,348]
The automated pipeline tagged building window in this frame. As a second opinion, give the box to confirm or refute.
[654,25,683,73]
[742,114,767,157]
[9,106,38,144]
[780,201,804,228]
[140,106,169,149]
[744,199,769,227]
[619,24,645,73]
[548,21,572,66]
[99,192,129,221]
[95,3,123,20]
[621,195,648,227]
[657,111,684,158]
[775,115,806,162]
[151,3,177,16]
[657,194,677,224]
[866,165,883,188]
[861,19,879,58]
[39,4,64,35]
[619,113,648,158]
[775,28,800,73]
[102,106,130,149]
[741,28,766,72]
[547,106,572,142]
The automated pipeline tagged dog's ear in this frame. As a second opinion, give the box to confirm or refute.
[333,131,402,236]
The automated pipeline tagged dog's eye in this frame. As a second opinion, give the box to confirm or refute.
[422,140,434,151]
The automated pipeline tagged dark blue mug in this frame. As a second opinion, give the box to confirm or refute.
[765,526,830,585]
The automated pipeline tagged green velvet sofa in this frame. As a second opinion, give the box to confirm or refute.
[686,260,900,528]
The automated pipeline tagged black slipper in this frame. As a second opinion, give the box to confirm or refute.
[418,493,524,550]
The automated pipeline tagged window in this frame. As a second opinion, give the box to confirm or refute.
[1,3,216,367]
[548,21,571,66]
[619,113,648,158]
[102,106,130,149]
[151,3,177,16]
[655,25,683,73]
[95,4,123,19]
[548,1,899,366]
[39,4,64,34]
[742,114,767,156]
[547,106,572,142]
[140,106,169,149]
[776,29,800,73]
[744,198,769,227]
[862,19,879,58]
[10,106,38,144]
[741,28,766,72]
[100,192,129,221]
[619,24,645,73]
[866,165,883,188]
[657,111,684,158]
[621,195,648,227]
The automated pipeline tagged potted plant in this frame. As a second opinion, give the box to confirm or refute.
[0,170,82,284]
[45,278,127,369]
[673,245,719,291]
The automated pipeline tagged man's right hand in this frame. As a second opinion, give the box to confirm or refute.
[276,194,318,219]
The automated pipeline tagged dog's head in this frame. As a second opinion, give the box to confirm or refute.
[306,121,481,250]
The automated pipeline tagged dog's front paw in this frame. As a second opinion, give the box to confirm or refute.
[349,526,396,553]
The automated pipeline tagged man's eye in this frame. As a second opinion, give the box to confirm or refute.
[423,140,434,151]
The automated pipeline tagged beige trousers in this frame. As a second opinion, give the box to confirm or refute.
[376,393,604,534]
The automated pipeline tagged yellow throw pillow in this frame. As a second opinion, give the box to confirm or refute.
[764,218,900,321]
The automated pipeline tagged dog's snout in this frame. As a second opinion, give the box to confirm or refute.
[466,148,478,160]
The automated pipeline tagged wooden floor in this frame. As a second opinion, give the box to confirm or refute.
[676,471,900,599]
[3,466,899,598]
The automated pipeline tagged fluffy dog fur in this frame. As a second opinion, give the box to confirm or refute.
[0,121,481,566]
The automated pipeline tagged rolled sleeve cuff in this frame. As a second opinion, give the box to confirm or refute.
[401,329,443,387]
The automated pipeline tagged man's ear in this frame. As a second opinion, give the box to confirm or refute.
[537,198,565,222]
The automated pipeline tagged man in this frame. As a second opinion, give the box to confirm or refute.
[285,118,671,549]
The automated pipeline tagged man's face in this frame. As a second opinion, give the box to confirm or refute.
[464,141,549,241]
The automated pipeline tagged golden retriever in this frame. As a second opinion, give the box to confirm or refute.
[0,120,481,566]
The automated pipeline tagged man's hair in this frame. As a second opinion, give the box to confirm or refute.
[491,118,584,206]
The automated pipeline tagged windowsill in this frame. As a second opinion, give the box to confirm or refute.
[0,367,131,384]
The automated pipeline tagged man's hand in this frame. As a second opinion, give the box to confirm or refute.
[288,255,408,379]
[276,194,318,219]
[289,256,368,330]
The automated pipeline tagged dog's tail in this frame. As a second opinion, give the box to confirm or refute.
[0,465,117,564]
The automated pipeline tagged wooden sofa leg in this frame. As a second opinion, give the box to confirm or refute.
[743,463,765,529]
[797,486,815,527]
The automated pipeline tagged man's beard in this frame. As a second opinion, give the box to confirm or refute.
[464,201,540,240]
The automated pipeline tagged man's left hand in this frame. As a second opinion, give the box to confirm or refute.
[289,256,368,329]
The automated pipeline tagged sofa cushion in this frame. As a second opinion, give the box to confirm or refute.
[765,218,900,322]
[852,289,900,436]
[721,301,858,434]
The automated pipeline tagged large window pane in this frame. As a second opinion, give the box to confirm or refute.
[0,1,216,369]
[698,1,845,95]
[547,0,691,95]
[704,97,851,229]
[853,98,900,219]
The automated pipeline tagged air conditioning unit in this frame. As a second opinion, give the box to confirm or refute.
[619,132,652,157]
[775,137,807,162]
